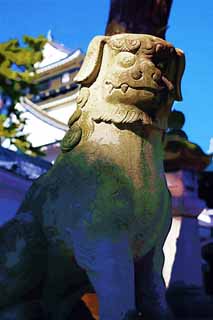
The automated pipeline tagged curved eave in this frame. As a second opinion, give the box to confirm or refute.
[40,91,79,112]
[31,83,79,111]
[36,49,84,75]
[20,97,68,132]
[48,40,73,55]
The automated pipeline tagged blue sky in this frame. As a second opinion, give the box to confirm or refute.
[0,0,213,152]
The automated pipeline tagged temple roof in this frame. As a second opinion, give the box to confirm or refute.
[20,97,69,131]
[34,39,83,75]
[0,146,51,180]
[18,35,83,147]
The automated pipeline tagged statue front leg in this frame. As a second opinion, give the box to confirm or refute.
[133,190,174,319]
[134,247,174,320]
[68,218,136,320]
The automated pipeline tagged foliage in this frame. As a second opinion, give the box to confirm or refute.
[0,35,47,156]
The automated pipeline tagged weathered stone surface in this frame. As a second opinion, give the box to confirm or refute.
[0,34,185,320]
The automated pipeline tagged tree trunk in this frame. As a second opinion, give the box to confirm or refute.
[105,0,173,39]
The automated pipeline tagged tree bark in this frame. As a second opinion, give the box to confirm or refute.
[105,0,173,39]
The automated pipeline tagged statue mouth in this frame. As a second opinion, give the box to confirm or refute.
[105,81,129,94]
[105,80,169,95]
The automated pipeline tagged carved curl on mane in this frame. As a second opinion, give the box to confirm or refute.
[61,87,93,153]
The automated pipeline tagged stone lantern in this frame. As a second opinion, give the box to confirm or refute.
[163,130,213,318]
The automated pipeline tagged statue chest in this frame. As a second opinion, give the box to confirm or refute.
[42,153,170,250]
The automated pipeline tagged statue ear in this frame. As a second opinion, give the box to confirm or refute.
[173,48,185,101]
[74,36,108,86]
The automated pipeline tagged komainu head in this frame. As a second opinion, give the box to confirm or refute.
[61,34,185,152]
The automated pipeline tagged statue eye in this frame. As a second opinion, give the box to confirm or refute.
[117,52,136,68]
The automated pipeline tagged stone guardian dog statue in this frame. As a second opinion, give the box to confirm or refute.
[0,34,185,320]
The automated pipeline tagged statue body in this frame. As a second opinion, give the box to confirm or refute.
[0,34,185,320]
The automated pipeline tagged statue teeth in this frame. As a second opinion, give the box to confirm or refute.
[106,81,114,93]
[121,83,129,93]
[109,84,114,93]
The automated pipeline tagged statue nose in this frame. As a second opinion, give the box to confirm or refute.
[131,69,143,80]
[139,60,162,82]
[131,60,162,82]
